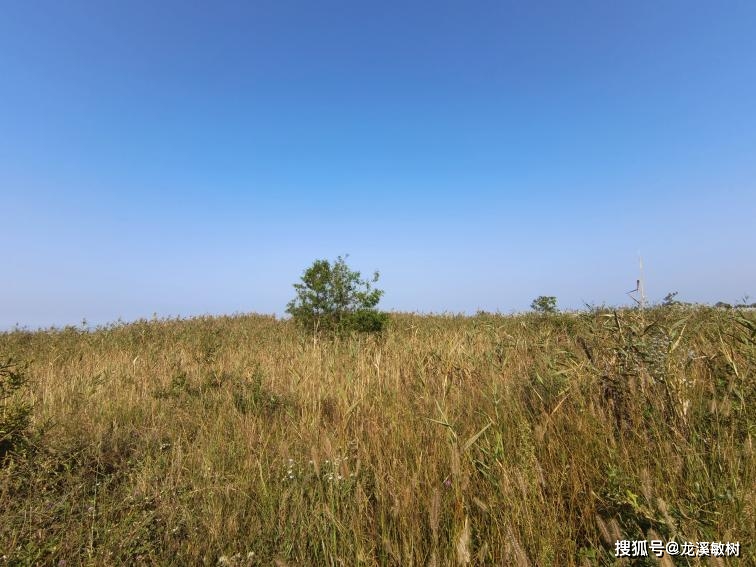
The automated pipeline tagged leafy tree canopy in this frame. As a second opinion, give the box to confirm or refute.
[531,295,558,314]
[286,256,387,334]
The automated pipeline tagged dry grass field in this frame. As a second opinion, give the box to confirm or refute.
[1,307,753,565]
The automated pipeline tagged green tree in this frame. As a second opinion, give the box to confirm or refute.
[286,256,387,334]
[531,295,558,314]
[662,291,680,306]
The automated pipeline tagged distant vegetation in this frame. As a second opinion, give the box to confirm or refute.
[530,295,558,314]
[0,305,753,564]
[286,256,388,335]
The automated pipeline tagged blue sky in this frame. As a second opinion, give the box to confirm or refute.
[2,1,755,328]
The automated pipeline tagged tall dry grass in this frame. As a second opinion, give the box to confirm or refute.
[0,307,753,565]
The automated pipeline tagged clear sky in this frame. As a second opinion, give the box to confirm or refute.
[2,1,755,328]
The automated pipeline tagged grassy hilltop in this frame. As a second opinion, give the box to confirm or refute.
[1,308,753,565]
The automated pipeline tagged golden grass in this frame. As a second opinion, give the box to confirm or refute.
[1,308,753,565]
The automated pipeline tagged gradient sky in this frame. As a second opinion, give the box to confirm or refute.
[2,1,755,328]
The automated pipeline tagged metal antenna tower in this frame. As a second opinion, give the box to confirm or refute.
[627,254,647,309]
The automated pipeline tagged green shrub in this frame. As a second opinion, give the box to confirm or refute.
[342,308,389,334]
[286,256,387,334]
[531,295,557,314]
[0,358,32,462]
